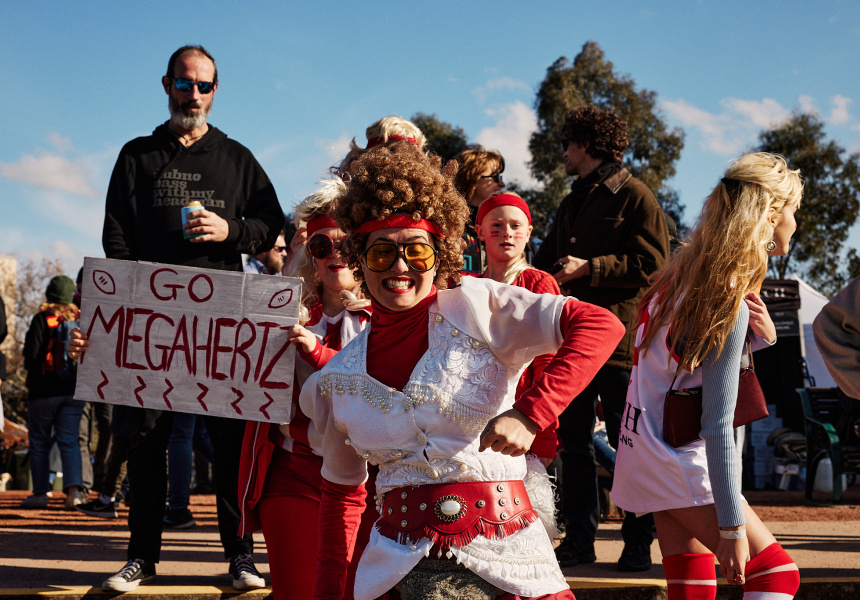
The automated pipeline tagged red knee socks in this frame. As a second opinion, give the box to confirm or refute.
[743,542,799,598]
[663,553,717,600]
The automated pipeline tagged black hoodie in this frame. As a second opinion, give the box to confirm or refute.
[103,122,284,271]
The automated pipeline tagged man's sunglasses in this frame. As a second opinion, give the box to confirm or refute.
[481,173,504,184]
[307,233,340,260]
[363,242,437,273]
[171,78,216,94]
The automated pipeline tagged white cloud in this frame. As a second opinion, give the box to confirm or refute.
[799,95,819,115]
[720,98,790,128]
[318,134,352,165]
[50,239,90,275]
[663,97,793,155]
[475,101,540,189]
[829,94,853,125]
[0,152,100,197]
[48,133,75,153]
[472,77,532,103]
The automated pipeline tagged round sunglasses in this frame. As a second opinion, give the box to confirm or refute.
[307,233,338,260]
[363,242,437,273]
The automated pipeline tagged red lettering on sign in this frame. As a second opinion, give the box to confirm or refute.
[211,317,238,381]
[231,319,257,383]
[133,376,147,406]
[85,304,125,367]
[196,383,209,411]
[193,316,213,379]
[144,312,175,370]
[231,387,244,415]
[188,274,214,303]
[97,371,109,400]
[259,330,292,390]
[260,392,274,420]
[150,268,182,301]
[254,322,283,382]
[162,379,174,410]
[122,307,152,370]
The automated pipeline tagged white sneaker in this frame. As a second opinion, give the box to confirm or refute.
[102,559,156,592]
[229,553,265,590]
[64,489,83,510]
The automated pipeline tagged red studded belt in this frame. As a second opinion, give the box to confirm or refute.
[377,480,538,549]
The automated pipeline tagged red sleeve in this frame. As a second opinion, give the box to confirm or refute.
[314,478,367,600]
[524,268,562,296]
[297,340,341,371]
[529,420,559,459]
[514,298,625,430]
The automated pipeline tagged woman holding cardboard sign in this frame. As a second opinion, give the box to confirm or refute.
[236,178,373,600]
[611,153,801,599]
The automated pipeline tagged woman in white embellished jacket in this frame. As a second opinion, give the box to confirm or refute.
[299,142,625,600]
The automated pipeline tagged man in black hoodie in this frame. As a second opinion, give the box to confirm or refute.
[95,45,284,593]
[533,104,669,573]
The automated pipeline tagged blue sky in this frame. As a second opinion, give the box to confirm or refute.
[2,1,859,281]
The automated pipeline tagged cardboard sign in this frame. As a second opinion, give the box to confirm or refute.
[74,257,300,423]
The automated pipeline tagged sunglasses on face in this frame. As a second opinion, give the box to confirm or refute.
[481,173,504,184]
[172,77,216,94]
[307,233,341,260]
[363,242,437,273]
[560,138,571,152]
[273,245,288,254]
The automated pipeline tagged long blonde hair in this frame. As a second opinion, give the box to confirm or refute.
[288,178,363,323]
[638,152,802,370]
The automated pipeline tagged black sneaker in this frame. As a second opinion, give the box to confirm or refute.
[77,498,119,519]
[102,559,156,592]
[163,508,196,529]
[618,541,653,572]
[229,553,265,590]
[554,537,597,568]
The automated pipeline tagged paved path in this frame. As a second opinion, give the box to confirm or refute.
[1,490,858,599]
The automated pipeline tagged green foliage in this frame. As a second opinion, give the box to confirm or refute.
[755,112,860,297]
[528,41,685,234]
[410,113,470,163]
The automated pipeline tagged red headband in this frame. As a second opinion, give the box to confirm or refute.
[355,214,446,238]
[366,134,419,149]
[476,194,531,225]
[306,214,339,237]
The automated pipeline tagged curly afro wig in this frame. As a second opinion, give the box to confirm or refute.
[561,104,628,163]
[331,142,469,289]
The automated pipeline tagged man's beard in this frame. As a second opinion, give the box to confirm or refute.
[169,94,211,131]
[263,253,285,275]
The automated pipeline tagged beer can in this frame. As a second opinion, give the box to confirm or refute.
[181,201,204,239]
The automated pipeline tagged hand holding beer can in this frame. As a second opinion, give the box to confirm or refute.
[181,201,204,239]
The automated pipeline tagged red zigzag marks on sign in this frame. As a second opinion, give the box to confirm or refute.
[196,383,209,412]
[134,376,146,406]
[231,388,244,415]
[162,379,174,410]
[97,371,109,400]
[260,393,274,420]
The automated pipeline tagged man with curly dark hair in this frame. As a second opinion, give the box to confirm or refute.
[533,104,670,573]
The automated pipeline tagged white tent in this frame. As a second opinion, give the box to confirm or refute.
[789,274,837,388]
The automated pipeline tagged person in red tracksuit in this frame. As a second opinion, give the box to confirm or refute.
[237,179,372,600]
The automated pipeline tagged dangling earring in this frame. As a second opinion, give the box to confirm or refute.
[766,240,777,254]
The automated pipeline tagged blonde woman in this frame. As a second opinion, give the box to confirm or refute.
[238,178,371,599]
[612,153,802,599]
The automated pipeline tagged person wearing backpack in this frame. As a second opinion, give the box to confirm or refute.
[20,275,85,510]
